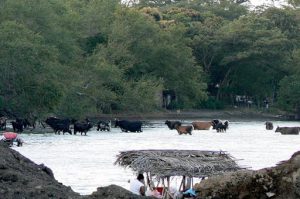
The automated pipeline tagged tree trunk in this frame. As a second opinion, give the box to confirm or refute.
[217,67,232,101]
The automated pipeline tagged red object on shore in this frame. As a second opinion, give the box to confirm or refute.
[156,187,164,195]
[3,132,18,140]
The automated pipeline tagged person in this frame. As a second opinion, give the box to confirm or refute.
[264,98,269,109]
[1,132,23,147]
[183,187,196,198]
[130,173,146,196]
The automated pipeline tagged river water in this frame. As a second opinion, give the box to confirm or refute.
[14,119,300,195]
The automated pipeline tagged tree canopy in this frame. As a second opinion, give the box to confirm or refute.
[0,0,299,118]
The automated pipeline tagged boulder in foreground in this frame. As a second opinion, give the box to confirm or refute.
[195,151,300,199]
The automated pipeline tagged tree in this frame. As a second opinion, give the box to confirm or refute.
[214,15,290,103]
[277,74,300,114]
[0,0,82,64]
[0,21,63,117]
[286,0,300,7]
[101,8,207,108]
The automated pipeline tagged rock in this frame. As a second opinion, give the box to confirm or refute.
[194,151,300,199]
[0,144,154,199]
[85,185,155,199]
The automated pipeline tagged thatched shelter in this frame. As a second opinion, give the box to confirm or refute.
[115,149,244,198]
[115,149,243,178]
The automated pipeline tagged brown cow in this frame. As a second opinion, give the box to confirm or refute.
[275,126,300,135]
[174,123,193,135]
[192,121,212,130]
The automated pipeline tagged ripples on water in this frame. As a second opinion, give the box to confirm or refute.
[14,120,300,195]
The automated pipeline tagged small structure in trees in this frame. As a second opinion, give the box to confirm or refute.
[115,149,244,198]
[162,90,176,109]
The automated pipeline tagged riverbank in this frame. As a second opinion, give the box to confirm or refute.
[93,108,285,121]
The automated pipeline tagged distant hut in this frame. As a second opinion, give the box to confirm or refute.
[162,90,176,109]
[115,149,244,198]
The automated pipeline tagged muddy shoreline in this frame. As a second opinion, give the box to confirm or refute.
[93,108,284,121]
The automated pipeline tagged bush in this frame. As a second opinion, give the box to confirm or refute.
[198,97,224,110]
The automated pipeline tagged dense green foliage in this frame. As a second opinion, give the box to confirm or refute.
[0,0,299,119]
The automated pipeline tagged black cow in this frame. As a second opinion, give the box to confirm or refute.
[265,121,274,130]
[215,120,229,132]
[165,120,182,130]
[275,126,300,135]
[115,120,142,132]
[74,121,93,136]
[0,117,7,130]
[16,118,35,129]
[211,119,221,129]
[11,121,24,132]
[97,121,110,131]
[45,117,72,135]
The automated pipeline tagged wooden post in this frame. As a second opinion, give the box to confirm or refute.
[156,177,160,188]
[186,176,192,189]
[182,176,186,191]
[146,172,151,190]
[162,177,166,199]
[167,177,170,199]
[179,177,184,192]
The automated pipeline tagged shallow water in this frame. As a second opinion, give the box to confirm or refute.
[14,120,300,195]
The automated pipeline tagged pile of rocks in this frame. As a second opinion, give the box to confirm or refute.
[0,143,152,199]
[194,151,300,199]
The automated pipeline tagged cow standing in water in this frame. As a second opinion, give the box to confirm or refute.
[97,121,110,131]
[165,120,182,130]
[265,122,274,130]
[0,117,7,130]
[275,126,300,135]
[174,123,193,135]
[212,120,229,132]
[115,120,142,132]
[45,117,72,135]
[192,121,212,130]
[74,121,93,135]
[11,120,24,132]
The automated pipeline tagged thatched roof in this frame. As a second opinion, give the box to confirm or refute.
[115,149,244,178]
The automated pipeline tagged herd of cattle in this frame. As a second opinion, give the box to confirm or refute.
[0,116,299,135]
[0,116,111,135]
[164,119,229,135]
